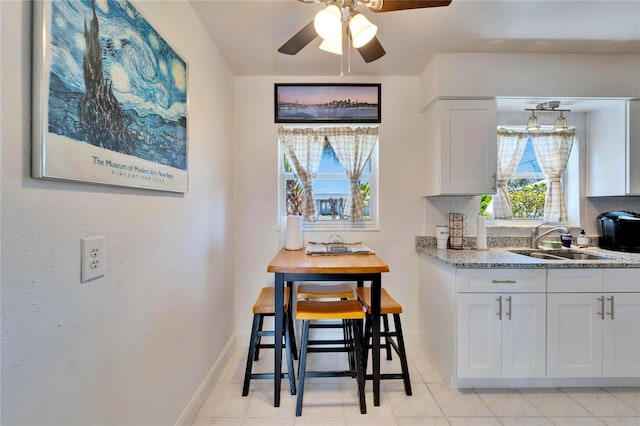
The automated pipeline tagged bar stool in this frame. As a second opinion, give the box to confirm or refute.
[295,299,367,416]
[357,287,412,396]
[242,287,296,397]
[296,283,356,368]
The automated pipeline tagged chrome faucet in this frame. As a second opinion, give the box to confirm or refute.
[531,222,570,248]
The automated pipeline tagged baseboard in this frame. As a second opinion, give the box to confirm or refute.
[451,376,640,389]
[174,334,236,426]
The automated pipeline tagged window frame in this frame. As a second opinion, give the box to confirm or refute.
[277,124,380,232]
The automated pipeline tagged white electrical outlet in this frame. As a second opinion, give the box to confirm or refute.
[81,236,105,282]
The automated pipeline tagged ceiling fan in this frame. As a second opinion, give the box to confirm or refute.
[278,0,452,63]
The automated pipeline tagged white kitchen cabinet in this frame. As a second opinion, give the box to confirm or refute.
[457,293,546,379]
[587,100,640,196]
[455,268,546,379]
[547,292,604,377]
[422,99,497,196]
[603,293,640,377]
[547,268,640,378]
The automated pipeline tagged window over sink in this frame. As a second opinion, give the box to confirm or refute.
[482,127,577,223]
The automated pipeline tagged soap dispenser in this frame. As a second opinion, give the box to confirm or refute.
[577,229,589,248]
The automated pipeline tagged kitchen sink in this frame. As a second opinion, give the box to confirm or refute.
[508,249,612,261]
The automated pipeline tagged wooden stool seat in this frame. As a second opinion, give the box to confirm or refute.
[295,299,367,416]
[253,286,290,314]
[357,287,402,314]
[297,283,354,299]
[296,300,365,320]
[357,287,412,396]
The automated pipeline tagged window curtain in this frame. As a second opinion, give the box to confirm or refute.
[494,129,528,219]
[277,127,324,221]
[324,127,378,222]
[531,129,575,222]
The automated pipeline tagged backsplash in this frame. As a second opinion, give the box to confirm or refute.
[423,195,640,238]
[415,235,601,250]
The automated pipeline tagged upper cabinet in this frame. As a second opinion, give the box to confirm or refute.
[587,100,640,196]
[422,99,497,196]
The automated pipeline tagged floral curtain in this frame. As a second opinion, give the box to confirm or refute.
[277,127,324,221]
[323,127,378,222]
[494,129,528,219]
[531,129,575,221]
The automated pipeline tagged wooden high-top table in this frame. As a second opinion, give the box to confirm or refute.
[267,248,390,407]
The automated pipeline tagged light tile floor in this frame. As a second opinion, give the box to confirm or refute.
[193,345,640,426]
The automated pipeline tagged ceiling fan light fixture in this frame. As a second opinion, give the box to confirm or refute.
[349,12,377,48]
[314,5,342,40]
[319,33,343,55]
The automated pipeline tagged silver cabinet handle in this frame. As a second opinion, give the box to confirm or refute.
[496,296,502,320]
[607,296,615,320]
[492,280,517,284]
[597,296,605,320]
[491,173,497,191]
[506,296,512,320]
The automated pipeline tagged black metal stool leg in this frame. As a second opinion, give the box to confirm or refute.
[253,314,265,361]
[393,313,412,396]
[352,319,367,414]
[284,311,297,395]
[382,314,393,361]
[242,314,261,396]
[362,315,372,373]
[296,320,310,417]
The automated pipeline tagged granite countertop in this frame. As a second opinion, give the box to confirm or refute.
[415,237,640,269]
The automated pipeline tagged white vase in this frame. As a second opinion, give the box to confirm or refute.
[285,215,304,250]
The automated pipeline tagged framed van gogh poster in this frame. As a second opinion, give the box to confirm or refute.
[32,0,188,192]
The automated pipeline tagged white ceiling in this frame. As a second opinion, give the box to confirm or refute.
[189,0,640,77]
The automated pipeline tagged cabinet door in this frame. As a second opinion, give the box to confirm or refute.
[457,293,501,378]
[603,292,640,377]
[502,294,546,378]
[547,293,603,377]
[439,100,497,195]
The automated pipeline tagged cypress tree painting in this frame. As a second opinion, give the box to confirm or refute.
[33,0,188,192]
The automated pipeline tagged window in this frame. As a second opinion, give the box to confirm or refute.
[484,128,575,222]
[279,126,379,230]
[500,136,547,219]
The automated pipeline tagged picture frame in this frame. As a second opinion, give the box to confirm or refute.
[32,0,189,193]
[275,83,381,123]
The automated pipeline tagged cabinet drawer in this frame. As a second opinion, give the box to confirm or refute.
[548,269,604,292]
[604,269,640,292]
[456,269,546,293]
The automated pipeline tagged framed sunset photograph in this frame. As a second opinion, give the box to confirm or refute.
[275,83,381,123]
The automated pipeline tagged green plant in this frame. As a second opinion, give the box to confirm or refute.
[360,181,370,208]
[479,194,493,217]
[509,179,546,218]
[286,179,305,216]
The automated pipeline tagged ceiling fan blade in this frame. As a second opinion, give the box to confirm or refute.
[369,0,452,13]
[356,37,386,63]
[278,21,317,55]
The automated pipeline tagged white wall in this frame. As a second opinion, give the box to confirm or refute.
[233,75,424,342]
[1,1,235,425]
